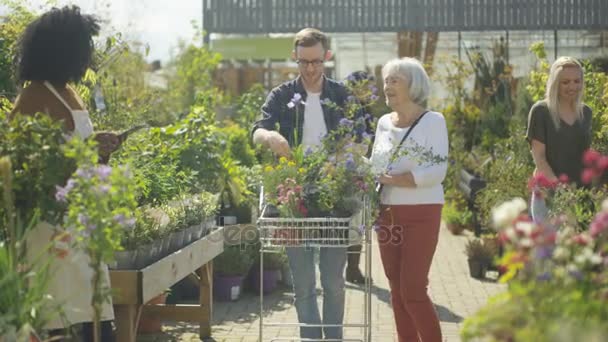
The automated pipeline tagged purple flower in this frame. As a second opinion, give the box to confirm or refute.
[97,185,111,194]
[304,147,313,156]
[287,93,304,108]
[536,272,552,281]
[535,246,554,260]
[362,132,373,140]
[347,95,356,103]
[55,185,69,203]
[86,223,98,233]
[114,214,136,229]
[65,178,77,191]
[569,269,584,281]
[346,74,356,82]
[339,118,353,127]
[370,94,380,102]
[345,157,356,170]
[77,214,97,233]
[368,84,378,93]
[96,165,112,181]
[76,168,93,180]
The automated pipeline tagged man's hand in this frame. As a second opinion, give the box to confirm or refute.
[268,131,290,158]
[254,129,290,158]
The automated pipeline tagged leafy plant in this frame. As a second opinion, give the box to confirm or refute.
[0,0,36,98]
[0,113,76,227]
[443,202,472,227]
[233,83,267,129]
[60,138,137,341]
[258,249,287,271]
[213,245,254,276]
[0,157,57,338]
[465,239,494,263]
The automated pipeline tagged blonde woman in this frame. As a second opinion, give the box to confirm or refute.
[526,56,592,222]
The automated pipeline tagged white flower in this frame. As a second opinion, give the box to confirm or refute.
[519,238,533,248]
[566,263,579,273]
[492,197,527,230]
[590,253,603,265]
[574,248,598,265]
[514,221,535,236]
[553,246,570,260]
[504,227,517,242]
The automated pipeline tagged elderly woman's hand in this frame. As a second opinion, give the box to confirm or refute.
[378,172,417,188]
[94,132,120,157]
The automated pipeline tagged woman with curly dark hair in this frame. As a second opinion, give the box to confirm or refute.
[11,6,118,341]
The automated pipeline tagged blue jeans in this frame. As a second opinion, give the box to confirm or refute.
[530,192,548,223]
[286,247,347,340]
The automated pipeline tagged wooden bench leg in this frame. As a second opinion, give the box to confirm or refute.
[114,304,141,342]
[198,262,213,339]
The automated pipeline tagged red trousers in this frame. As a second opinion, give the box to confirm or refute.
[376,204,442,342]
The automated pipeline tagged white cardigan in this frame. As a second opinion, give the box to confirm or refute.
[370,111,449,205]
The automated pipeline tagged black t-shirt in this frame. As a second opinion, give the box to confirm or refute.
[526,101,592,185]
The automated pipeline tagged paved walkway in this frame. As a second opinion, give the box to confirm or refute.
[138,224,505,342]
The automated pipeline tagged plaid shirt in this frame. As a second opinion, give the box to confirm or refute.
[252,75,357,147]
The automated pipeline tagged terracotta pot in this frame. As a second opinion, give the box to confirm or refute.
[446,222,465,235]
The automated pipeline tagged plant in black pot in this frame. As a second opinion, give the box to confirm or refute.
[213,244,253,301]
[465,239,494,279]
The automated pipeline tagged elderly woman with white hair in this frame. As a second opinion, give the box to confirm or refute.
[527,56,592,222]
[370,57,448,342]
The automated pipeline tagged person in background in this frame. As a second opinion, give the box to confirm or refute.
[11,6,120,341]
[343,70,375,285]
[526,56,592,222]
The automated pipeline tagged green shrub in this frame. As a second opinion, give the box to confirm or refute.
[214,245,254,276]
[0,114,76,225]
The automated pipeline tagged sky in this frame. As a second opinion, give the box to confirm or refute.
[1,0,203,62]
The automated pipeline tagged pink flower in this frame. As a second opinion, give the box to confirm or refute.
[590,212,608,237]
[528,173,556,190]
[572,234,591,246]
[598,156,608,171]
[558,174,569,184]
[581,168,597,184]
[583,149,601,166]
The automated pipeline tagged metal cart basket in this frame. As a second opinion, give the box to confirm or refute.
[257,193,373,341]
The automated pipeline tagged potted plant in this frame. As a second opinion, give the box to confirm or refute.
[213,245,254,301]
[480,232,501,271]
[443,202,472,235]
[252,248,287,294]
[465,239,494,279]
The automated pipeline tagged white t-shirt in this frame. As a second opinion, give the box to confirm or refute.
[301,92,327,149]
[370,111,449,205]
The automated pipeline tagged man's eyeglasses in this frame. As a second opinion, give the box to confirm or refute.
[296,59,325,67]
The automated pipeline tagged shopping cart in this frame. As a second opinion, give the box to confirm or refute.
[256,189,373,341]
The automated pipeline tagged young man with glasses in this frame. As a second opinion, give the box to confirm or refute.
[252,28,355,340]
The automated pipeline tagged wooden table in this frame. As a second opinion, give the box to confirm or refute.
[110,227,224,342]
